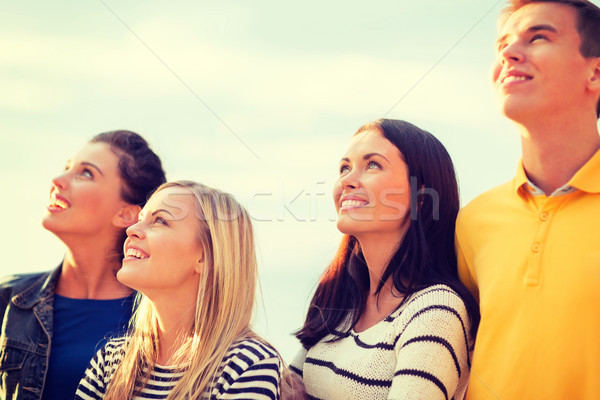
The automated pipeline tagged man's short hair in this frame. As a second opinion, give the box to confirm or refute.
[502,0,600,117]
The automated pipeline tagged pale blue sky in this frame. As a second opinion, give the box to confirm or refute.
[3,0,584,360]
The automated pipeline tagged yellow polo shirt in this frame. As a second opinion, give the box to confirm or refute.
[456,150,600,400]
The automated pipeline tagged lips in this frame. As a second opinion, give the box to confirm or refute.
[124,245,149,261]
[340,195,369,211]
[499,70,533,87]
[47,193,70,211]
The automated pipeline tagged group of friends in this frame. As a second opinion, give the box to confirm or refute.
[1,0,599,399]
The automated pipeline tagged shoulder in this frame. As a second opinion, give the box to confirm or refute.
[458,179,514,221]
[0,271,51,303]
[404,285,467,312]
[0,271,49,291]
[223,337,281,367]
[392,285,472,353]
[214,337,282,397]
[95,336,128,366]
[103,336,128,354]
[397,285,469,332]
[85,336,128,380]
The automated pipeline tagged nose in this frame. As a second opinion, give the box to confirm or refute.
[126,221,146,239]
[499,40,524,64]
[340,170,360,190]
[51,172,69,191]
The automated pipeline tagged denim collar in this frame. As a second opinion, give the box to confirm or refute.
[12,265,61,309]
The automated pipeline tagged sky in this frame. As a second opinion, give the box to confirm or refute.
[4,0,590,361]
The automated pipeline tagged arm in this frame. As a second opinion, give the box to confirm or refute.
[387,293,471,400]
[74,346,109,400]
[288,346,307,378]
[282,347,308,400]
[455,213,479,302]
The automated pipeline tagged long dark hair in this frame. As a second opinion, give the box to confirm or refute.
[91,130,166,258]
[295,119,480,348]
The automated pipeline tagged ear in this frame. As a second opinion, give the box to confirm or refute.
[112,204,141,228]
[194,249,205,274]
[587,57,600,92]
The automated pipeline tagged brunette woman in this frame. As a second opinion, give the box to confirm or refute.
[292,119,479,399]
[0,130,165,400]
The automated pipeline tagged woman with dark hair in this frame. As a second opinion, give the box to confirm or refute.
[291,119,480,399]
[0,130,166,400]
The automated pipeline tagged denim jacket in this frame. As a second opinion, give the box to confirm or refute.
[0,266,60,400]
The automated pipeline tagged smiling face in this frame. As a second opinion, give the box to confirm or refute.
[333,128,411,242]
[118,187,205,298]
[492,2,599,122]
[42,142,130,239]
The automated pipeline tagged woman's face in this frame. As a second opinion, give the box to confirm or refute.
[333,128,411,241]
[42,142,130,239]
[118,187,204,297]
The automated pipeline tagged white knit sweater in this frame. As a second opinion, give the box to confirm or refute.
[291,284,472,400]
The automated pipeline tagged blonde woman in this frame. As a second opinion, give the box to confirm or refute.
[75,181,282,399]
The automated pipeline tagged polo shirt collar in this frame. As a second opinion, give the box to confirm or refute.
[569,149,600,194]
[514,149,600,196]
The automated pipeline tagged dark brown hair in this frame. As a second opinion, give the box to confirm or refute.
[295,119,480,348]
[91,130,166,258]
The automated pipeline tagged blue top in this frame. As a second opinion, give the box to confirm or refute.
[41,293,134,400]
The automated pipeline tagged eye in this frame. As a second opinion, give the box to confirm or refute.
[367,161,382,170]
[339,164,351,174]
[153,216,168,226]
[530,33,547,43]
[81,168,93,179]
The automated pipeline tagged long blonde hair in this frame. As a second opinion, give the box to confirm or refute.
[105,180,258,399]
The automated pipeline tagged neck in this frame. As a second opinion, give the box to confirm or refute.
[517,113,600,194]
[153,299,196,366]
[356,231,403,296]
[352,232,405,333]
[56,235,132,299]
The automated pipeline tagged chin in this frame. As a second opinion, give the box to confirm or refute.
[336,219,365,236]
[336,218,353,235]
[116,268,135,289]
[41,218,70,241]
[501,97,541,124]
[41,215,56,231]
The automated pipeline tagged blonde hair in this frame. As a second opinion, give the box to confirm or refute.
[104,180,259,399]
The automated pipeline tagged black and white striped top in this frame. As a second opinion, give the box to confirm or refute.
[291,285,472,400]
[75,336,281,400]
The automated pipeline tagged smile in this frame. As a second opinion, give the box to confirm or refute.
[503,75,531,84]
[125,247,149,260]
[340,199,369,210]
[48,195,70,210]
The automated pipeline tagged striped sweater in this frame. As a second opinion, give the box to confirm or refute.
[290,284,472,400]
[75,337,281,400]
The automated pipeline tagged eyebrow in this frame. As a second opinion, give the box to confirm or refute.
[81,161,104,176]
[151,209,175,218]
[496,24,558,47]
[340,152,390,164]
[528,24,558,36]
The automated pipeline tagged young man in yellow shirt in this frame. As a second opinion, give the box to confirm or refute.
[456,0,600,398]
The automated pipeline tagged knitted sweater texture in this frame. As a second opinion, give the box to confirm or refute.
[291,284,471,400]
